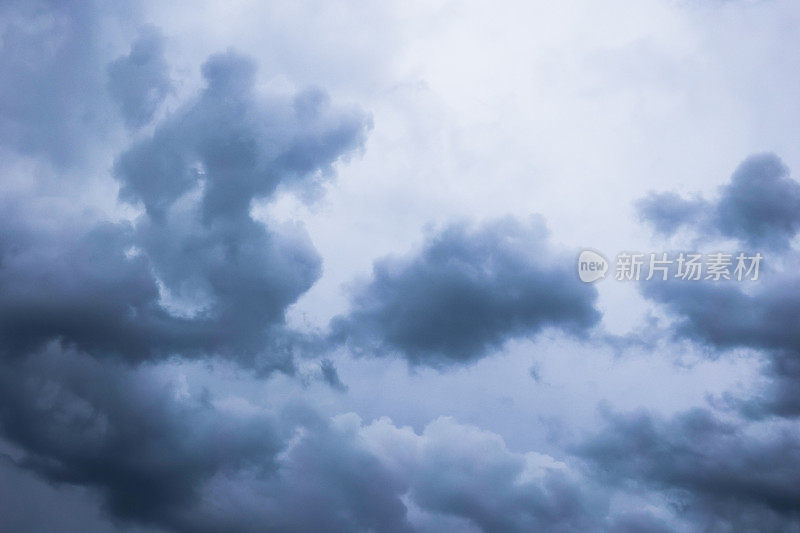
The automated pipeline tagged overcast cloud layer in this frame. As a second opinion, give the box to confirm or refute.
[2,1,800,532]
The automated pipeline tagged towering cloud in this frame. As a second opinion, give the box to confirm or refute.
[332,217,600,366]
[0,48,370,370]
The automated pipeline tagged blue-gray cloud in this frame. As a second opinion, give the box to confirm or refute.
[5,1,797,531]
[108,26,172,129]
[0,8,612,530]
[0,0,119,167]
[0,49,370,370]
[636,191,709,236]
[594,155,800,531]
[636,154,800,418]
[0,346,611,532]
[641,276,800,418]
[319,359,348,392]
[332,217,601,366]
[579,406,800,530]
[638,153,800,250]
[0,348,282,529]
[115,51,368,222]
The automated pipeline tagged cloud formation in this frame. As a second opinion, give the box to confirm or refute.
[4,1,800,531]
[638,153,800,250]
[640,271,800,418]
[108,26,172,129]
[580,406,800,531]
[0,8,611,530]
[635,153,800,418]
[0,46,370,370]
[592,154,800,530]
[0,348,282,528]
[332,217,600,366]
[0,345,611,532]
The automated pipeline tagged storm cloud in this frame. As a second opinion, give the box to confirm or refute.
[590,154,800,529]
[637,154,800,418]
[332,217,600,366]
[637,153,800,250]
[0,46,370,369]
[0,346,611,532]
[0,347,282,529]
[0,6,610,529]
[579,406,800,531]
[4,1,800,531]
[640,270,800,418]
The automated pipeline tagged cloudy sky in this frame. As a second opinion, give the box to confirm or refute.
[1,1,800,531]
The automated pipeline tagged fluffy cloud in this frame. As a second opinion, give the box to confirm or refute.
[0,348,282,528]
[640,273,800,418]
[636,154,800,418]
[0,46,369,370]
[0,345,610,532]
[6,0,800,530]
[189,414,607,533]
[377,417,605,532]
[637,153,800,250]
[332,217,600,366]
[579,407,800,531]
[588,154,800,530]
[0,7,610,530]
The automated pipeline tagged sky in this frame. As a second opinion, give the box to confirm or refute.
[1,1,800,531]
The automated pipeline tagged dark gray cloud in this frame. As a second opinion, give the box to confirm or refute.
[0,212,187,363]
[579,406,800,530]
[717,154,800,250]
[190,413,612,533]
[0,347,281,531]
[108,26,172,129]
[636,153,800,418]
[0,6,610,529]
[0,345,612,532]
[0,49,369,370]
[207,412,414,533]
[0,454,162,533]
[606,512,672,533]
[9,2,794,531]
[638,153,800,250]
[332,217,601,366]
[0,347,411,533]
[642,277,800,356]
[605,156,800,528]
[319,359,348,392]
[642,276,800,418]
[115,51,369,222]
